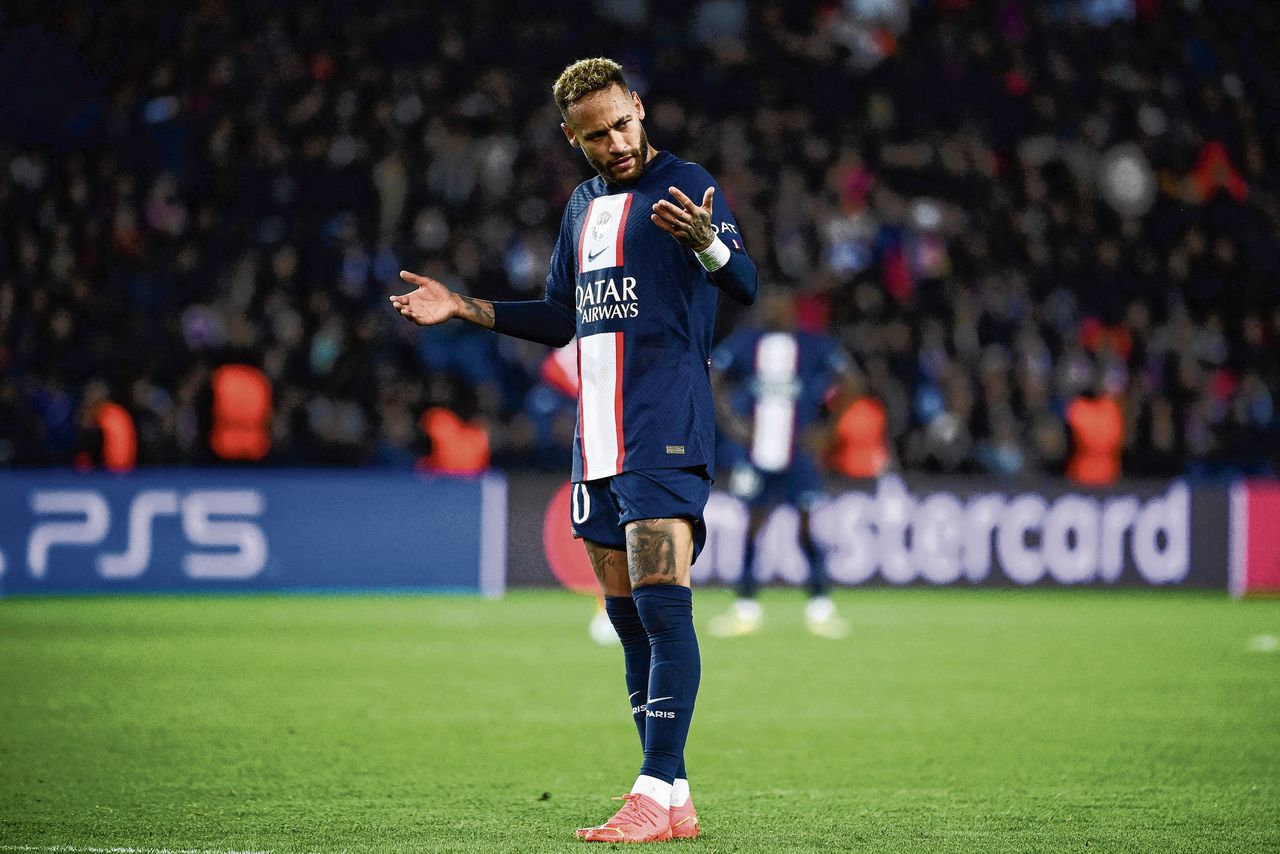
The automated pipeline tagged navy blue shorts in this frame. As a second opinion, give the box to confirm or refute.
[570,466,713,561]
[727,453,824,510]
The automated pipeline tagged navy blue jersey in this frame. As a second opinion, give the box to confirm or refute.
[544,151,753,481]
[711,328,849,472]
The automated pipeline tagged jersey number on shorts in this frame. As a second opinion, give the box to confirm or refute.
[571,483,592,525]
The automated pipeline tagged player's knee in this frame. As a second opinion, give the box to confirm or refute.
[632,583,693,635]
[632,577,683,592]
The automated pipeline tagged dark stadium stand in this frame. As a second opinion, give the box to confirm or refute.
[1,0,1276,478]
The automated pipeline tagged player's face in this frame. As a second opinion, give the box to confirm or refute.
[762,293,796,330]
[562,86,652,185]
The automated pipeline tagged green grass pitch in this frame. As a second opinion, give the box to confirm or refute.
[1,589,1277,853]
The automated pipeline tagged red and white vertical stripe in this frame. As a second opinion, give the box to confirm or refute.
[577,332,626,480]
[578,193,633,273]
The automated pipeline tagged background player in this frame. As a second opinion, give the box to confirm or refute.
[709,292,854,639]
[391,58,757,843]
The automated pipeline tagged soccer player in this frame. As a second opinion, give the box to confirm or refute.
[708,292,854,639]
[390,58,757,843]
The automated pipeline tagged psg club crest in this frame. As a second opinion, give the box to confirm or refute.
[579,193,632,273]
[592,210,612,241]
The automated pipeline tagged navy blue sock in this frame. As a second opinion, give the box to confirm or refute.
[738,530,758,599]
[632,584,700,785]
[604,596,650,749]
[607,596,688,780]
[801,536,829,598]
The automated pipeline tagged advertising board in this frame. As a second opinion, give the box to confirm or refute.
[1229,480,1280,597]
[0,470,506,596]
[513,473,1230,589]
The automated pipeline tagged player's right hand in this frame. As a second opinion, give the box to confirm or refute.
[390,271,459,326]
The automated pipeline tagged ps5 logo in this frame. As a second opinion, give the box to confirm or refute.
[23,489,268,581]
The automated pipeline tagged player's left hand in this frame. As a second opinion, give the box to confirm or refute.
[651,186,716,251]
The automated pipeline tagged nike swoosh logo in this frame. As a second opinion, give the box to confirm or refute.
[587,245,610,261]
[629,691,641,700]
[647,696,675,705]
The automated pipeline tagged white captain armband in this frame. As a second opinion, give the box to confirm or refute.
[694,234,732,272]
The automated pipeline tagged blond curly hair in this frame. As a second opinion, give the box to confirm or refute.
[552,57,629,118]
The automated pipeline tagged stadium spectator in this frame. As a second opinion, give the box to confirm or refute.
[205,363,274,463]
[416,377,492,475]
[1066,379,1125,486]
[828,372,891,480]
[72,380,137,472]
[1,0,1277,481]
[416,405,490,474]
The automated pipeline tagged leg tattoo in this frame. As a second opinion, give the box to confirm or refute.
[586,541,632,597]
[626,520,684,587]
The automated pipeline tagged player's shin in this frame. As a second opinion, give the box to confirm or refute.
[604,595,650,747]
[801,535,829,599]
[739,531,759,600]
[800,529,849,638]
[632,584,700,806]
[711,530,762,636]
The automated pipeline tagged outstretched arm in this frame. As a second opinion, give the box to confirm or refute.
[390,270,575,347]
[390,271,495,328]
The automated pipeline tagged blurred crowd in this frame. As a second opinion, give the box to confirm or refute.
[1,0,1277,480]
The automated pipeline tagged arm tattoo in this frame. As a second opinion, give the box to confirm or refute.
[456,295,496,329]
[626,520,679,586]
